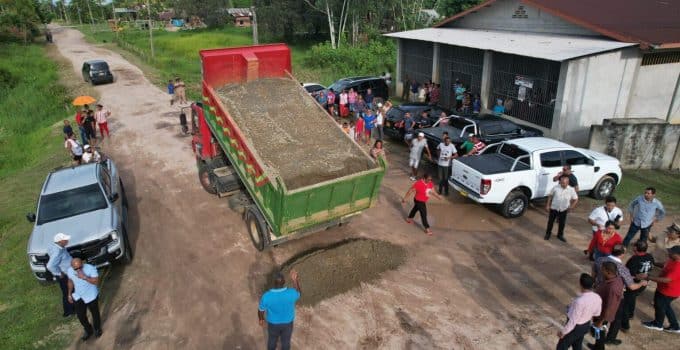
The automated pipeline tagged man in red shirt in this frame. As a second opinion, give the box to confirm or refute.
[642,245,680,333]
[402,173,441,235]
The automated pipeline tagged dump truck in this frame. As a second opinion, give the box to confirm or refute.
[189,44,386,251]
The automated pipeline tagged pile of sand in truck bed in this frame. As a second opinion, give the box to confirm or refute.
[216,78,375,190]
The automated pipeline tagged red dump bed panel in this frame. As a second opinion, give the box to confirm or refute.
[199,44,291,87]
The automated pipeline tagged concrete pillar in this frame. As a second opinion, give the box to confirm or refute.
[395,39,402,99]
[551,60,571,139]
[480,50,493,111]
[432,43,440,84]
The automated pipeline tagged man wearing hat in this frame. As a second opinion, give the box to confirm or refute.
[408,132,432,181]
[47,233,74,317]
[642,245,680,333]
[258,270,301,350]
[81,144,101,164]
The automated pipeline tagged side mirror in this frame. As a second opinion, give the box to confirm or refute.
[109,193,119,203]
[26,213,36,223]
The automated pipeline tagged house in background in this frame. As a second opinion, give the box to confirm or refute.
[227,8,252,27]
[386,0,680,146]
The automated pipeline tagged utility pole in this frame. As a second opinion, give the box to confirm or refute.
[251,6,258,45]
[146,0,155,59]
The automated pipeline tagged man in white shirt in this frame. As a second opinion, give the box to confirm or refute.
[557,273,602,350]
[588,196,624,233]
[436,136,457,195]
[375,103,384,141]
[82,145,102,164]
[545,175,578,242]
[94,104,111,139]
[409,132,431,181]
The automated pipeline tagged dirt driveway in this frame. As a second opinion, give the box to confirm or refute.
[51,27,677,350]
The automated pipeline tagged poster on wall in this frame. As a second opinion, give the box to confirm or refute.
[514,75,534,89]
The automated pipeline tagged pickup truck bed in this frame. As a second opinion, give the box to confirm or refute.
[457,154,529,175]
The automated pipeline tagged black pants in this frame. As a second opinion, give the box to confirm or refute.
[621,289,641,330]
[437,165,450,194]
[267,322,293,350]
[606,301,626,341]
[546,209,568,238]
[75,297,101,335]
[58,275,74,316]
[556,321,590,350]
[653,290,679,329]
[408,200,430,229]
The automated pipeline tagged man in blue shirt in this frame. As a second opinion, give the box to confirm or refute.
[258,270,301,350]
[47,233,74,317]
[67,258,102,341]
[623,187,666,246]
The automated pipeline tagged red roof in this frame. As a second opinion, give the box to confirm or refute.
[435,0,680,49]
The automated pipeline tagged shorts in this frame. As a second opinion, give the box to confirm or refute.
[409,157,420,168]
[73,154,82,161]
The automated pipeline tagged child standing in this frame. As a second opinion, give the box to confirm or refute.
[167,79,175,105]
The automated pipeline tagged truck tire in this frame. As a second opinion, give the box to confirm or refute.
[197,161,217,195]
[246,207,270,251]
[591,176,616,200]
[500,190,528,218]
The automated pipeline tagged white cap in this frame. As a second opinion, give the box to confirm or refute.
[418,132,425,137]
[83,144,91,150]
[54,233,71,242]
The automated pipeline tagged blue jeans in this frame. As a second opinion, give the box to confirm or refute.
[78,126,89,145]
[623,222,651,246]
[268,322,293,350]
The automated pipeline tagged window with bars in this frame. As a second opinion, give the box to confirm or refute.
[439,44,484,109]
[400,39,433,87]
[642,51,680,66]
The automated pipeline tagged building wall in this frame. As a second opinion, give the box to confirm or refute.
[398,39,433,97]
[552,47,640,146]
[626,62,680,122]
[445,0,599,37]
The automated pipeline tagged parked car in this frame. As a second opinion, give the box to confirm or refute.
[302,83,326,98]
[419,113,544,152]
[26,159,131,282]
[82,60,114,85]
[326,76,389,101]
[383,103,451,140]
[449,137,622,218]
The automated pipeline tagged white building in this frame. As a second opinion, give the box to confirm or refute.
[386,0,680,146]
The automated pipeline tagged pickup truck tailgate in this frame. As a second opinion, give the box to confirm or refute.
[451,159,483,196]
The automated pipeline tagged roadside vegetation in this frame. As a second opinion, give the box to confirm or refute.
[0,42,97,349]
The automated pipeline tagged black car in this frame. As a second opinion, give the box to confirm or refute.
[418,113,544,153]
[82,60,114,85]
[383,104,451,140]
[326,76,389,101]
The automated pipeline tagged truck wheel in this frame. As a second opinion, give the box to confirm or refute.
[197,162,217,195]
[500,190,528,218]
[591,176,616,200]
[246,207,269,251]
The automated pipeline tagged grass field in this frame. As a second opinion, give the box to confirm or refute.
[0,42,97,350]
[617,170,680,213]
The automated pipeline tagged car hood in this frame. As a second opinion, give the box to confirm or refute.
[419,125,464,143]
[27,208,114,254]
[578,148,620,162]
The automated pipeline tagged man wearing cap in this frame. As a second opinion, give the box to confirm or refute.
[67,257,102,340]
[47,233,74,317]
[408,132,431,181]
[82,144,101,164]
[642,245,680,333]
[259,270,301,350]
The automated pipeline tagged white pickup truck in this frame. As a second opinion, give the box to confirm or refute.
[449,137,622,218]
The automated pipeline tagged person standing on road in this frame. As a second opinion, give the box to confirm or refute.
[556,273,601,350]
[641,245,680,334]
[364,88,374,110]
[94,104,111,139]
[622,187,666,247]
[408,132,432,181]
[167,79,175,105]
[374,102,384,141]
[75,109,89,146]
[362,108,376,145]
[47,233,74,318]
[463,134,486,156]
[65,133,84,165]
[67,258,102,341]
[545,175,578,242]
[339,89,349,118]
[403,173,441,235]
[588,197,624,236]
[63,120,74,138]
[402,112,416,146]
[588,261,624,350]
[174,78,187,105]
[436,136,457,195]
[553,165,579,192]
[348,88,358,116]
[370,140,386,160]
[621,240,655,333]
[326,89,336,116]
[258,270,301,350]
[651,223,680,263]
[82,145,102,164]
[585,221,623,261]
[83,110,97,146]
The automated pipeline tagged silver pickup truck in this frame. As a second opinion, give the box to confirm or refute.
[26,159,131,281]
[449,137,622,218]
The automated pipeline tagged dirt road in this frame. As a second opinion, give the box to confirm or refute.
[51,27,677,350]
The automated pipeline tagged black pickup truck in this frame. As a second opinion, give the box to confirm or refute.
[383,103,451,140]
[418,113,544,153]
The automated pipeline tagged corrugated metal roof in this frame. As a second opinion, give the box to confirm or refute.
[435,0,680,49]
[385,28,636,61]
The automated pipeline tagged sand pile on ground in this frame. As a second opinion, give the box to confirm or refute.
[216,78,375,190]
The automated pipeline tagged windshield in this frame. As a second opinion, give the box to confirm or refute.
[328,81,348,92]
[37,184,108,224]
[449,117,472,129]
[91,62,108,71]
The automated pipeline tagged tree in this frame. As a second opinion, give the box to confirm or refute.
[172,0,231,27]
[0,0,54,43]
[435,0,482,18]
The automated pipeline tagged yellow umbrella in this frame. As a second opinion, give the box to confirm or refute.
[72,95,97,106]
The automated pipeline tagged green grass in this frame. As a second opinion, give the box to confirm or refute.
[0,43,92,350]
[615,170,680,213]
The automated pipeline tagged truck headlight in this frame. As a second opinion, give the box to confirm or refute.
[30,255,39,264]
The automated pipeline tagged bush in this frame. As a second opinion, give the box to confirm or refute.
[305,40,396,79]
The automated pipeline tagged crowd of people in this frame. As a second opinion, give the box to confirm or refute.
[63,103,109,165]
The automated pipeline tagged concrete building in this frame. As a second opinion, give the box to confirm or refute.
[386,0,680,146]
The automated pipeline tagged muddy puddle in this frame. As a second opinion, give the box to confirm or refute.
[265,238,407,306]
